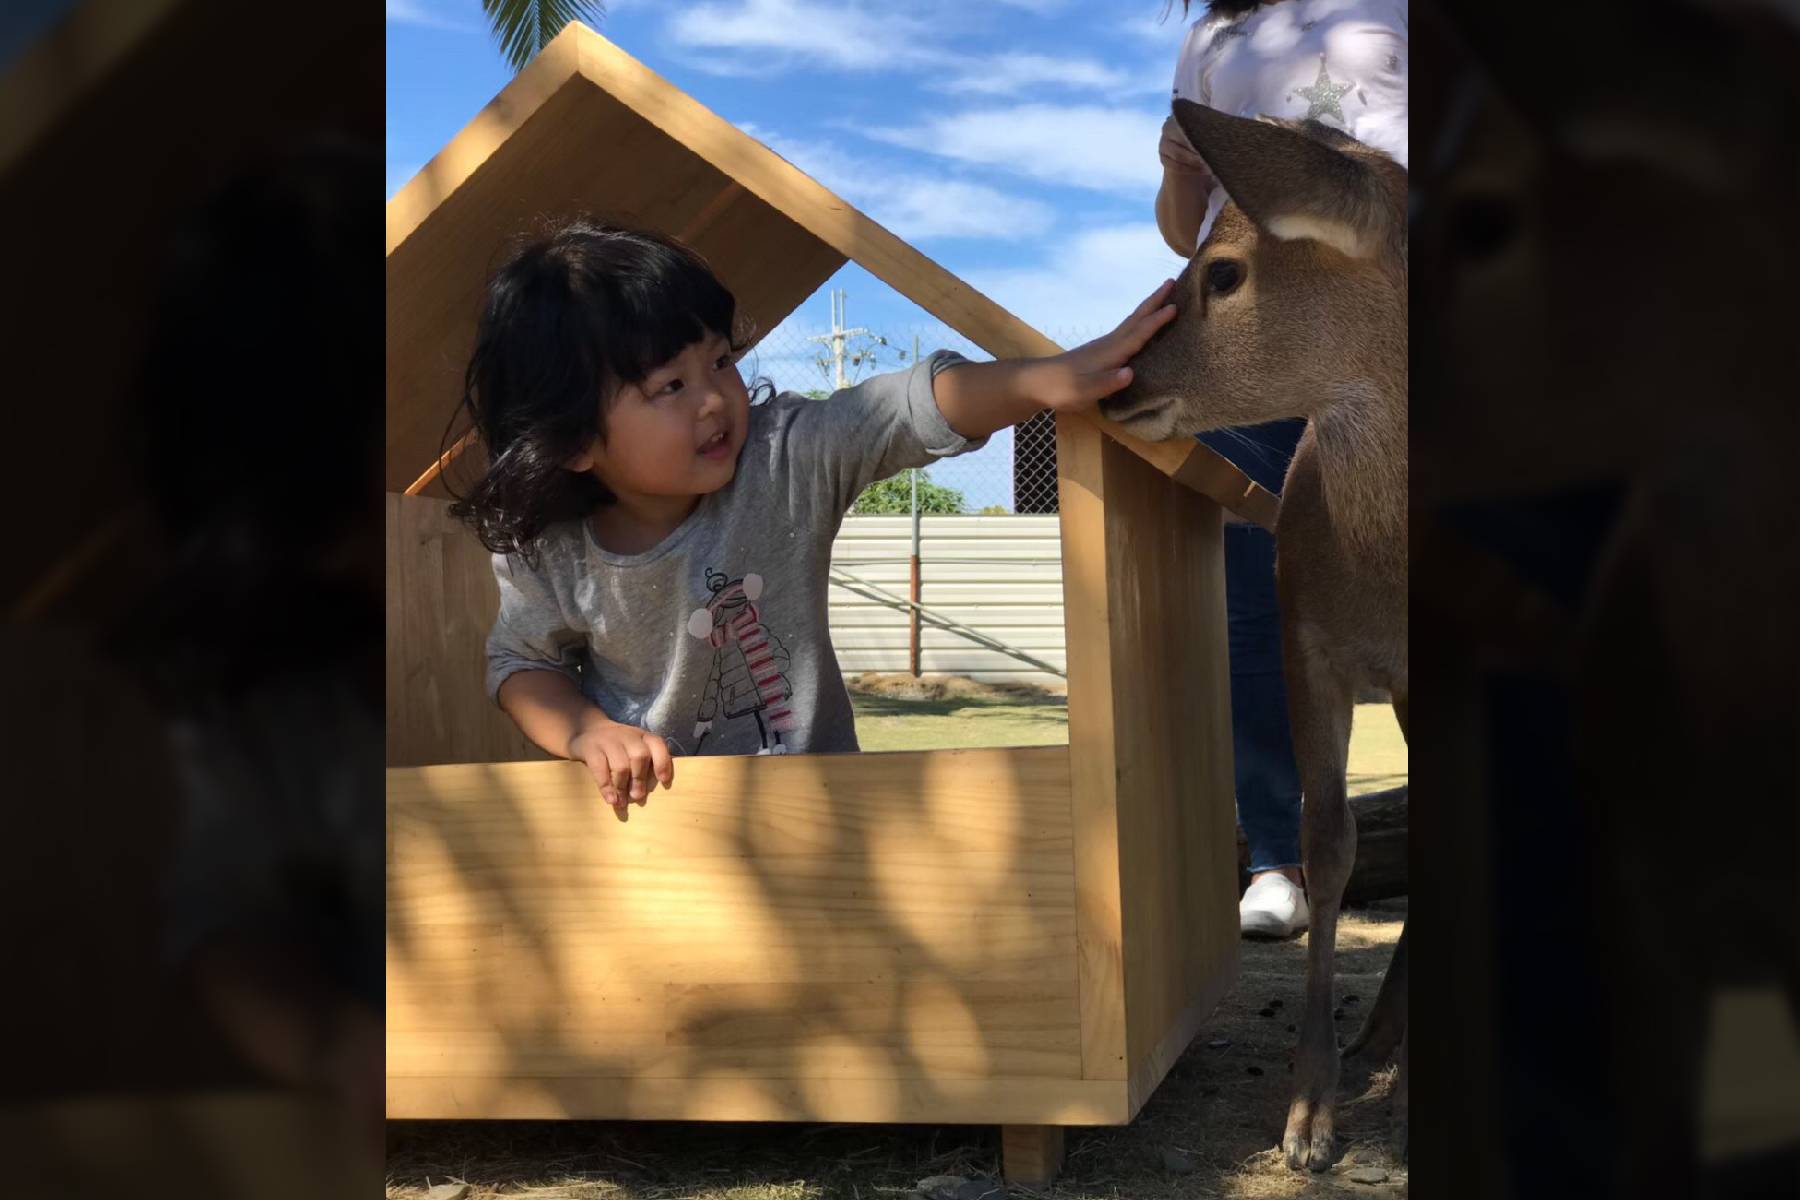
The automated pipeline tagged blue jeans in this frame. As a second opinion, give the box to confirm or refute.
[1200,422,1305,875]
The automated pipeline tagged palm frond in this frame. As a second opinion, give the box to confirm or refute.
[481,0,605,73]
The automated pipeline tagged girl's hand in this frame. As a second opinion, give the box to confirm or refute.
[1159,113,1211,174]
[1022,280,1179,414]
[569,719,674,821]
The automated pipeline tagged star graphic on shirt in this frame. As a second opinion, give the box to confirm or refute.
[1293,55,1353,124]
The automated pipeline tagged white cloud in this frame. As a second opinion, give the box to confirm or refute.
[744,124,1053,242]
[868,104,1165,194]
[934,53,1132,97]
[385,0,475,32]
[876,178,1054,241]
[665,0,1153,99]
[667,0,945,71]
[964,221,1187,339]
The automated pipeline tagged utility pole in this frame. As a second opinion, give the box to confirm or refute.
[909,332,923,678]
[807,289,872,389]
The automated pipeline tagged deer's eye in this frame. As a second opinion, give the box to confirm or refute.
[1205,259,1243,296]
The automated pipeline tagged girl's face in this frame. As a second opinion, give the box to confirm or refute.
[570,331,752,505]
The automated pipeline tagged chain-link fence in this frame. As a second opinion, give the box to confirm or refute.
[743,273,1102,518]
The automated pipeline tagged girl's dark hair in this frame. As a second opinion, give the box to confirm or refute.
[446,219,767,558]
[1175,0,1268,15]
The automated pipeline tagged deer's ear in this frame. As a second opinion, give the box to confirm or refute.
[1173,99,1394,258]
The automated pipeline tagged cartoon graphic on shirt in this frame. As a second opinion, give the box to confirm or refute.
[686,568,795,755]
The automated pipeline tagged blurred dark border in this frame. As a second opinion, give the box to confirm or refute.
[6,0,1796,1196]
[0,0,382,1193]
[1410,2,1800,1196]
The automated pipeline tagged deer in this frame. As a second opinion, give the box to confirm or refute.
[1099,99,1408,1172]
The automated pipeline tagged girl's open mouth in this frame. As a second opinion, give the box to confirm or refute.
[698,427,732,460]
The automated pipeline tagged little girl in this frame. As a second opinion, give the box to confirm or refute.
[451,220,1173,819]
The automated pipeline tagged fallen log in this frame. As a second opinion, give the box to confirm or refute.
[1235,785,1407,905]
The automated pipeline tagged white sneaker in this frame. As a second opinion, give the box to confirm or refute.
[1240,873,1309,939]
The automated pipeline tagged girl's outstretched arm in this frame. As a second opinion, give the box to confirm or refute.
[930,279,1178,440]
[497,669,673,821]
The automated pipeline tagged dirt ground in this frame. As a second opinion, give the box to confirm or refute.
[386,901,1408,1200]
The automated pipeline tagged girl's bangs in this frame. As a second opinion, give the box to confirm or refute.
[600,254,736,386]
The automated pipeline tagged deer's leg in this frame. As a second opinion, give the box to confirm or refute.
[1391,1021,1409,1162]
[1281,637,1356,1172]
[1343,687,1408,1156]
[1343,921,1407,1063]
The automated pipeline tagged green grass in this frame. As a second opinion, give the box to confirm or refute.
[849,688,1069,751]
[850,689,1406,796]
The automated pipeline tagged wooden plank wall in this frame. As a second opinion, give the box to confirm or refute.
[386,492,545,768]
[386,746,1117,1125]
[830,515,1066,686]
[1056,415,1240,1113]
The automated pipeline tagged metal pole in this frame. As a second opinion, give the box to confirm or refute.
[909,333,923,677]
[833,290,847,388]
[910,469,922,677]
[807,289,869,391]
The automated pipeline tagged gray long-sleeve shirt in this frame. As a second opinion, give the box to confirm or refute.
[484,350,984,756]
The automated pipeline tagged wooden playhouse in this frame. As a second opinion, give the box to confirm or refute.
[385,24,1277,1181]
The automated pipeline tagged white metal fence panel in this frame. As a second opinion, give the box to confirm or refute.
[828,514,1065,687]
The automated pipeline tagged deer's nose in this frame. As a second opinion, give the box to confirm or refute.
[1100,379,1142,418]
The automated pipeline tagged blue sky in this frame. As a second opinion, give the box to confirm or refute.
[387,0,1198,508]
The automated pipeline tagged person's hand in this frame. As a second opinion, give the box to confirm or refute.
[569,718,674,821]
[1017,280,1178,414]
[1159,112,1210,174]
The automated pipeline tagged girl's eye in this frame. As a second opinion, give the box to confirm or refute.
[655,378,683,397]
[714,354,733,371]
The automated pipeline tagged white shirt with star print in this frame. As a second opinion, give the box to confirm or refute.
[1173,0,1408,248]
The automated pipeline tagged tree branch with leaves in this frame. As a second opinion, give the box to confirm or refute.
[482,0,605,72]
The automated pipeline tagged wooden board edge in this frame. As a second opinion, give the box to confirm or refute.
[385,1075,1131,1126]
[1170,440,1281,530]
[384,23,587,256]
[388,742,1072,787]
[571,28,1055,363]
[1123,942,1240,1119]
[1054,414,1129,1084]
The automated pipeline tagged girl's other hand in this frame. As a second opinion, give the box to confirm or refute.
[569,719,674,821]
[1025,280,1179,414]
[1159,113,1210,174]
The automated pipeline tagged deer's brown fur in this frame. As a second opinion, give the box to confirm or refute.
[1102,101,1409,1171]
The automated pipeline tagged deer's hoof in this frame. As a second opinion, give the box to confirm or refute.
[1282,1123,1336,1172]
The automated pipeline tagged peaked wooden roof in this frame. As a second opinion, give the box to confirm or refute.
[385,22,1275,527]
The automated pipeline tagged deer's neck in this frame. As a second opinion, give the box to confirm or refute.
[1310,381,1407,568]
